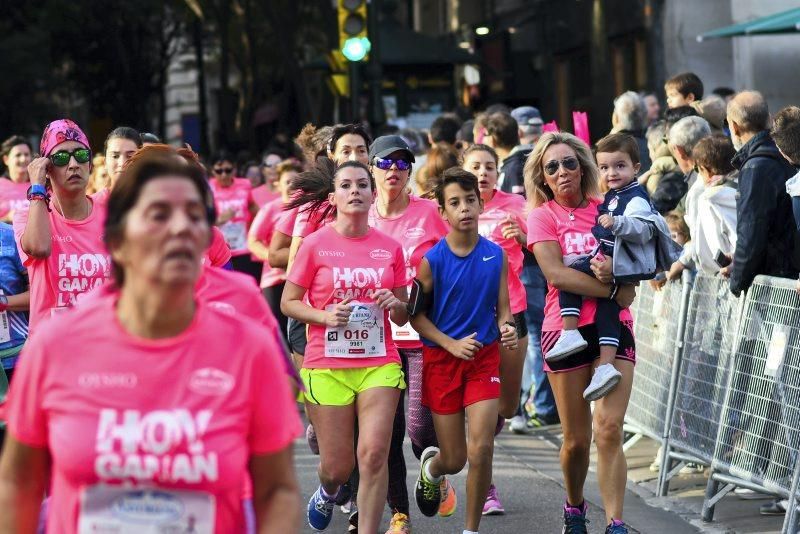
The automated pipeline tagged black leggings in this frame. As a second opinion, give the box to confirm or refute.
[386,350,410,515]
[230,255,262,283]
[262,283,288,345]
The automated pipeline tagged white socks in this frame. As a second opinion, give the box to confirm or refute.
[463,530,479,534]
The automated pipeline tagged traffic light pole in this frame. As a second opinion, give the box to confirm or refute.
[366,0,385,128]
[349,60,360,122]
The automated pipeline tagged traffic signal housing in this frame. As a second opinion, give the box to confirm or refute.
[338,0,370,62]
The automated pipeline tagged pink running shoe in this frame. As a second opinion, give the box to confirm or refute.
[482,484,505,515]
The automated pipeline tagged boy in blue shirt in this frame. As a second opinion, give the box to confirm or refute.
[410,168,517,534]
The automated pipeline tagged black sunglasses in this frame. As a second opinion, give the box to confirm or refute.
[544,157,579,176]
[214,166,234,174]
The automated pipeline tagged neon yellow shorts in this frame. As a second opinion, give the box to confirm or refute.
[300,363,406,406]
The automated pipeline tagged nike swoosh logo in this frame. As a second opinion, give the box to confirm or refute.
[483,256,496,261]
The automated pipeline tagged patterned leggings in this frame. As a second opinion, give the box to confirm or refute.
[405,349,438,459]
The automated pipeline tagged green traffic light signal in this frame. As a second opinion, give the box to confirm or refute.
[342,36,371,62]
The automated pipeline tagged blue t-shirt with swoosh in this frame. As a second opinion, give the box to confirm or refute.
[422,236,502,347]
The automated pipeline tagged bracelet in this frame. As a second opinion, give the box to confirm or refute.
[609,284,619,299]
[28,184,47,197]
[504,320,516,330]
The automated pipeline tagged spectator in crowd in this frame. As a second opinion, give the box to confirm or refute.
[771,106,800,233]
[664,71,704,108]
[511,106,545,147]
[428,114,462,148]
[415,142,459,197]
[638,121,683,214]
[642,92,661,126]
[712,86,736,104]
[611,91,652,173]
[455,119,474,157]
[402,127,429,186]
[668,116,712,226]
[691,95,728,136]
[726,91,797,296]
[484,111,529,195]
[473,112,489,145]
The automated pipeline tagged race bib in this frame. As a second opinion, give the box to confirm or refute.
[390,320,419,342]
[78,485,215,534]
[0,310,9,343]
[221,222,247,251]
[325,301,386,358]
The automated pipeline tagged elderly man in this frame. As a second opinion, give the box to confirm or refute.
[726,91,797,296]
[612,91,652,172]
[669,115,712,229]
[511,106,544,147]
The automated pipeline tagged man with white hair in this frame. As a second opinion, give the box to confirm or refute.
[612,91,652,172]
[511,106,544,146]
[726,90,797,297]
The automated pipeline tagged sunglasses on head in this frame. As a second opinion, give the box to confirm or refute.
[49,148,91,167]
[214,166,234,174]
[544,157,579,176]
[374,157,411,171]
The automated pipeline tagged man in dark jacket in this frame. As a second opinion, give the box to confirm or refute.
[727,91,798,296]
[485,111,531,195]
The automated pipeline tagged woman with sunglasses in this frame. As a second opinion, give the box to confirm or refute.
[12,119,112,335]
[524,132,637,534]
[209,153,260,278]
[461,143,529,517]
[367,135,451,533]
[281,159,408,534]
[0,136,33,223]
[0,145,302,533]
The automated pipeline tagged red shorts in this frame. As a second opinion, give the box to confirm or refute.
[421,342,501,415]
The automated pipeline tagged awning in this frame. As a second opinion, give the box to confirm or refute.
[698,7,800,41]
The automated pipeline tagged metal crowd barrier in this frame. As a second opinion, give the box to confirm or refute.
[625,273,800,532]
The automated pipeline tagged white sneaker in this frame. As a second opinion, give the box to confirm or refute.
[545,330,588,362]
[583,363,622,401]
[509,415,530,434]
[734,487,771,500]
[649,446,663,472]
[679,462,705,475]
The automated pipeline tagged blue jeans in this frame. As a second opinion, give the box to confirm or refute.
[520,263,557,419]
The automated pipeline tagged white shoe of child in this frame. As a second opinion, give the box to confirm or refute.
[583,363,622,401]
[545,330,588,362]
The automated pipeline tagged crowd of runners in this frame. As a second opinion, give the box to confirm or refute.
[11,72,767,532]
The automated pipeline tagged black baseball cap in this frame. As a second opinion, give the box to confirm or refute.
[368,135,416,163]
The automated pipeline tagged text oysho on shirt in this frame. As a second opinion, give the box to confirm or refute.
[479,190,529,314]
[527,198,633,331]
[287,225,407,369]
[12,199,111,334]
[209,178,253,256]
[4,291,302,534]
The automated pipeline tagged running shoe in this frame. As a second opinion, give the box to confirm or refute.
[307,423,319,455]
[605,519,629,533]
[348,509,358,532]
[679,462,705,475]
[583,363,622,401]
[385,512,411,533]
[649,446,663,472]
[415,446,442,517]
[509,415,530,434]
[438,478,457,517]
[734,487,770,500]
[546,330,588,362]
[307,486,336,531]
[562,500,589,534]
[527,412,560,429]
[760,498,789,515]
[482,484,505,515]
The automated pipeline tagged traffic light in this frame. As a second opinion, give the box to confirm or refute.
[338,0,370,62]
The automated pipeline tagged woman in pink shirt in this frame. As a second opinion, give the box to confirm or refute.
[281,160,408,533]
[0,135,32,223]
[0,145,302,533]
[524,132,637,533]
[461,143,529,515]
[209,153,260,278]
[13,120,112,334]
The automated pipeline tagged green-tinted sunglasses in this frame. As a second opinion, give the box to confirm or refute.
[50,148,91,167]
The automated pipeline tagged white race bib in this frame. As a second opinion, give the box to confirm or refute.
[221,222,247,251]
[325,301,386,358]
[0,310,9,344]
[78,485,215,534]
[390,320,419,342]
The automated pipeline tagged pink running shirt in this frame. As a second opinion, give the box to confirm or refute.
[479,190,528,314]
[205,226,232,268]
[249,198,287,288]
[274,205,299,238]
[251,184,278,209]
[5,291,301,534]
[12,199,111,334]
[0,179,29,220]
[287,225,407,369]
[209,178,253,256]
[369,196,448,349]
[527,198,632,331]
[293,202,334,238]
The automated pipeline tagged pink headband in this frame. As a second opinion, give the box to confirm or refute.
[40,119,91,157]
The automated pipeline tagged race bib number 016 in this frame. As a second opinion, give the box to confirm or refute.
[78,485,215,534]
[325,301,386,358]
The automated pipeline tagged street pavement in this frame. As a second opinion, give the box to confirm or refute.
[295,418,700,533]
